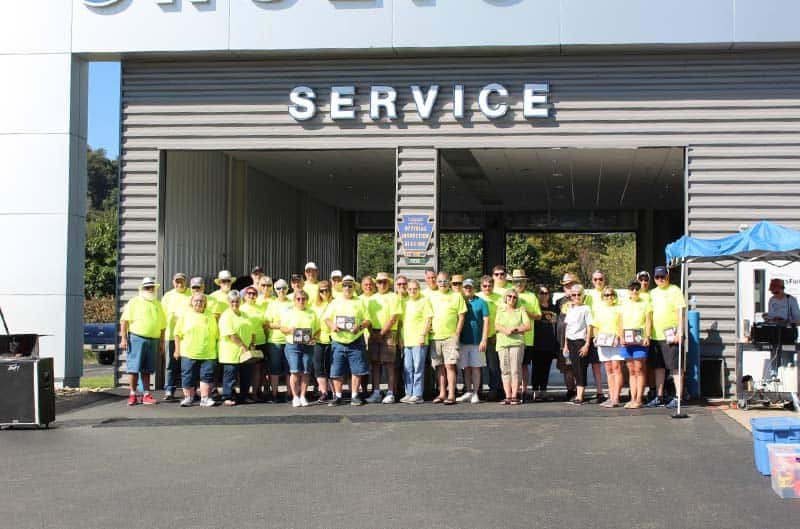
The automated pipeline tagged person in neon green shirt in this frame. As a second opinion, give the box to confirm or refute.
[618,281,652,408]
[288,273,305,301]
[120,277,167,406]
[646,266,686,409]
[478,275,503,400]
[363,272,403,404]
[492,264,510,296]
[636,270,652,302]
[510,269,542,401]
[255,275,275,309]
[303,262,320,302]
[592,287,624,407]
[400,279,432,403]
[494,290,531,404]
[429,272,467,404]
[325,275,372,406]
[422,269,438,298]
[218,291,255,406]
[174,294,219,407]
[241,285,268,401]
[311,281,334,403]
[264,279,293,402]
[160,272,192,400]
[330,270,345,299]
[209,270,236,318]
[280,290,320,407]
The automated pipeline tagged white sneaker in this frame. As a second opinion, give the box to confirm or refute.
[200,397,216,407]
[399,395,411,403]
[365,391,382,404]
[456,392,473,403]
[411,395,423,404]
[382,393,395,404]
[470,393,480,404]
[299,396,309,407]
[292,396,301,408]
[179,396,193,407]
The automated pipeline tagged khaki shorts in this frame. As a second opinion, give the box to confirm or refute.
[431,337,460,367]
[368,331,398,363]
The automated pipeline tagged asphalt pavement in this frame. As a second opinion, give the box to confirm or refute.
[1,395,798,529]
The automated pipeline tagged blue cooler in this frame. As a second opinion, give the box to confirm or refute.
[751,417,800,475]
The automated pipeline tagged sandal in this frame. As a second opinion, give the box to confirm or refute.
[510,398,521,405]
[432,397,445,404]
[223,399,237,406]
[443,399,455,405]
[502,398,511,405]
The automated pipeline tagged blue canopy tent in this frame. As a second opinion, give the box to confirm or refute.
[664,221,800,414]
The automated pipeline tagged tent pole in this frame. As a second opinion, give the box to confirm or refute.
[673,261,689,419]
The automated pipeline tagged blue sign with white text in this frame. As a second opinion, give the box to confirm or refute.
[398,215,434,260]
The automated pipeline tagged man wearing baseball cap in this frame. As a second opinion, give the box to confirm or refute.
[456,278,489,403]
[330,270,344,298]
[304,262,320,301]
[555,272,579,401]
[161,272,191,400]
[646,266,686,409]
[120,277,168,406]
[325,275,372,406]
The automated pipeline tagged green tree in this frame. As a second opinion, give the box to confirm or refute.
[85,207,118,298]
[87,146,118,211]
[357,232,394,279]
[439,232,483,280]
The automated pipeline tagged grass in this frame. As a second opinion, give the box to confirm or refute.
[80,374,114,389]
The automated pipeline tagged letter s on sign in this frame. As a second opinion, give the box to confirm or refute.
[289,87,317,121]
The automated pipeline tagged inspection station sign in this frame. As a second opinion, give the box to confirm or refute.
[398,215,435,265]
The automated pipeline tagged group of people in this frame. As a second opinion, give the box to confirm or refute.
[119,261,687,409]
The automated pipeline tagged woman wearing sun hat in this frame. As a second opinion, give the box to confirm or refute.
[209,270,237,318]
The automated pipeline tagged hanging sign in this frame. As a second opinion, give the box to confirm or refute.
[398,215,434,265]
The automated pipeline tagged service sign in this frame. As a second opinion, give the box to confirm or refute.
[398,215,434,264]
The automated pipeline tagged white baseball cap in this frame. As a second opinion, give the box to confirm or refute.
[304,262,318,270]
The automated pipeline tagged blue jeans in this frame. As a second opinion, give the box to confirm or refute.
[127,333,157,374]
[222,363,253,402]
[285,343,313,374]
[403,345,427,398]
[164,340,181,392]
[330,338,369,378]
[180,357,216,388]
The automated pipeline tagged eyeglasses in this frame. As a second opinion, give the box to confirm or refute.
[592,277,604,282]
[493,272,505,276]
[436,280,448,284]
[319,289,330,293]
[396,283,407,287]
[245,292,257,296]
[569,293,582,298]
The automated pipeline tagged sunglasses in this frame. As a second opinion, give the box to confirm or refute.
[396,283,407,287]
[538,291,549,295]
[143,286,155,291]
[259,283,272,287]
[451,282,462,286]
[319,288,330,293]
[569,293,582,298]
[638,277,650,281]
[219,279,231,283]
[275,286,287,291]
[342,284,354,289]
[654,276,667,280]
[191,286,202,290]
[376,279,389,283]
[481,284,492,288]
[493,272,505,276]
[245,292,257,296]
[603,294,615,298]
[506,295,518,300]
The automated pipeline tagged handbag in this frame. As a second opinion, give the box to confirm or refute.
[239,346,263,364]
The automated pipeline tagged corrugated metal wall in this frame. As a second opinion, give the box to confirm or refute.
[120,52,800,392]
[396,146,438,280]
[162,151,228,285]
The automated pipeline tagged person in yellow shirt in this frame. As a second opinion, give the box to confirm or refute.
[303,262,320,302]
[494,290,531,405]
[592,287,624,407]
[492,264,509,296]
[209,270,236,318]
[645,266,686,409]
[618,281,652,409]
[120,277,168,406]
[330,270,344,299]
[325,275,372,406]
[218,291,256,406]
[280,290,320,407]
[174,294,219,407]
[429,272,467,404]
[161,272,191,401]
[636,270,652,302]
[256,275,275,308]
[400,279,432,403]
[364,272,403,404]
[311,281,334,403]
[478,275,503,401]
[510,269,542,401]
[241,286,269,401]
[288,273,305,301]
[422,269,438,298]
[265,279,292,403]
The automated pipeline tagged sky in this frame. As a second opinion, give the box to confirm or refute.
[88,62,121,160]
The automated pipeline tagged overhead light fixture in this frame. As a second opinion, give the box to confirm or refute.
[305,159,313,166]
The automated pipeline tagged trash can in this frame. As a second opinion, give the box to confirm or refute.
[751,417,800,475]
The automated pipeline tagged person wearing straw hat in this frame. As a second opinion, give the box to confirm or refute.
[645,266,686,409]
[555,272,580,401]
[209,270,237,317]
[364,272,403,404]
[161,272,191,401]
[303,262,320,302]
[511,269,542,402]
[120,277,168,406]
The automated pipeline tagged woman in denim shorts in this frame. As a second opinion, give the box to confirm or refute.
[280,290,319,408]
[174,294,219,407]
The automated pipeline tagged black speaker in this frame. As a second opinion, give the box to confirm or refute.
[0,357,55,428]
